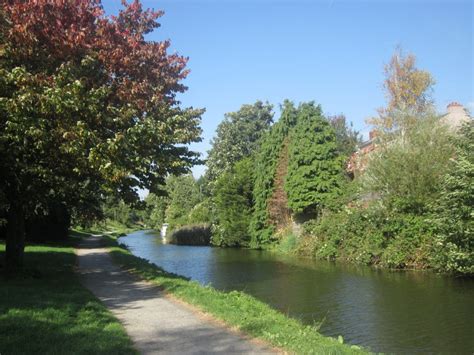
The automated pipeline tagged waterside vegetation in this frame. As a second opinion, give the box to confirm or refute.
[143,49,472,276]
[106,235,366,354]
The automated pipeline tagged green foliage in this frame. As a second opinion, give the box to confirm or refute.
[144,193,168,229]
[187,199,212,225]
[251,101,298,247]
[0,1,204,267]
[362,115,454,213]
[300,206,435,269]
[328,114,362,158]
[206,101,273,183]
[285,103,346,216]
[102,197,140,227]
[212,158,254,247]
[432,123,474,275]
[143,174,209,234]
[164,175,203,231]
[251,101,348,247]
[274,230,298,254]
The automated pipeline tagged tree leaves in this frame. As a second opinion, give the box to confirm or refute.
[0,0,202,223]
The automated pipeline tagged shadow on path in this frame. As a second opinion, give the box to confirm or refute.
[77,236,275,354]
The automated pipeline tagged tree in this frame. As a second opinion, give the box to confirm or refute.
[369,47,436,137]
[144,193,168,230]
[205,101,273,182]
[285,103,345,217]
[212,158,254,247]
[433,122,474,275]
[250,100,298,246]
[362,115,454,213]
[164,175,202,230]
[328,114,361,158]
[362,48,447,213]
[0,1,202,268]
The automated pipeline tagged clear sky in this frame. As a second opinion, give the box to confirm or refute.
[103,0,473,179]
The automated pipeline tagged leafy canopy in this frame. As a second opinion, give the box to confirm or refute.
[285,103,345,216]
[0,0,203,216]
[432,122,474,275]
[212,158,254,247]
[369,47,436,137]
[0,0,203,266]
[362,115,454,213]
[206,101,273,182]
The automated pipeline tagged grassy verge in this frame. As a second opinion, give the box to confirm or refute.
[106,235,366,354]
[73,218,142,238]
[0,240,136,355]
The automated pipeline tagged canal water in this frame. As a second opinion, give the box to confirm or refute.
[120,230,474,353]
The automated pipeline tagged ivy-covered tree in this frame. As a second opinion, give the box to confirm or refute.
[285,103,345,217]
[212,158,254,247]
[250,101,298,246]
[0,1,202,268]
[205,101,273,183]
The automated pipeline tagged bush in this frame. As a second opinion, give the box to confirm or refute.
[362,115,454,214]
[168,224,211,246]
[299,206,435,269]
[431,123,474,275]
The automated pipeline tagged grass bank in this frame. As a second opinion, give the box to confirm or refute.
[0,239,136,355]
[106,235,366,354]
[73,218,142,238]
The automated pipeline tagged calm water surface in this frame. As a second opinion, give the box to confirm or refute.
[120,230,474,353]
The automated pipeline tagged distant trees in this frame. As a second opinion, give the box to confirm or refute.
[212,158,254,247]
[164,175,203,230]
[144,193,168,230]
[206,101,273,183]
[0,1,202,268]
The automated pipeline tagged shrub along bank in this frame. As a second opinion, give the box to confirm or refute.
[106,235,366,354]
[296,206,435,269]
[167,224,211,246]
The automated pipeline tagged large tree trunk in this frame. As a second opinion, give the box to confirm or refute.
[5,202,26,270]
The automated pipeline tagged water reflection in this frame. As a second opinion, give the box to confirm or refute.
[120,230,474,353]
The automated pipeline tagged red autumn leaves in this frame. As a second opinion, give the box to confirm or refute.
[2,0,188,111]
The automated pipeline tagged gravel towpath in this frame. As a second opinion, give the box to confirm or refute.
[76,236,275,354]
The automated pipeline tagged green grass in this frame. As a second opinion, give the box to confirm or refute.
[73,219,142,239]
[0,240,136,355]
[106,235,367,354]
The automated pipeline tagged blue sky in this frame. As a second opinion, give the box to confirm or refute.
[103,0,473,179]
